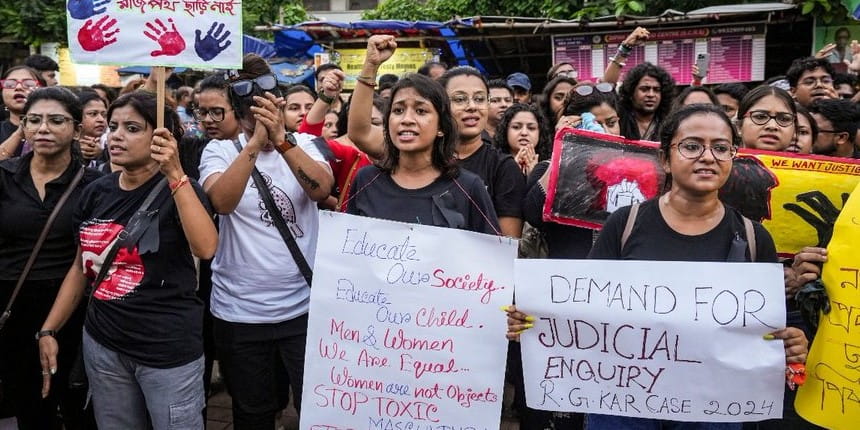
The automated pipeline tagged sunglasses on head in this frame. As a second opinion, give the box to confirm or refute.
[574,83,614,96]
[230,74,278,97]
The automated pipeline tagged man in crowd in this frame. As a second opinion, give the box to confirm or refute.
[833,73,856,100]
[23,54,59,86]
[713,83,749,120]
[507,72,532,104]
[417,61,448,80]
[616,62,675,140]
[787,57,837,108]
[485,79,514,139]
[809,98,860,158]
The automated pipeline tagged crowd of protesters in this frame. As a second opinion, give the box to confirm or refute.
[0,24,856,429]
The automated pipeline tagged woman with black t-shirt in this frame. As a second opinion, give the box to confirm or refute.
[347,71,500,235]
[507,104,809,430]
[0,87,102,429]
[38,91,217,429]
[0,66,43,160]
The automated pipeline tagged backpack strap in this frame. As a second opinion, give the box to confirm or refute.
[620,203,640,252]
[743,216,756,262]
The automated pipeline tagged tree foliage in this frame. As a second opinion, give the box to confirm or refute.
[0,0,68,45]
[244,0,309,39]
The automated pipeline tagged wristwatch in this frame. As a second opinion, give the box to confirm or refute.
[35,329,57,340]
[274,132,298,154]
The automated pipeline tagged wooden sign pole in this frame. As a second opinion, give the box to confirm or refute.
[155,66,165,129]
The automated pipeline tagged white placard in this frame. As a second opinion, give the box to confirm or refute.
[515,259,786,422]
[66,0,242,68]
[300,212,517,430]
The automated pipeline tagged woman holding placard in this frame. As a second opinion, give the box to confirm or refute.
[506,104,808,430]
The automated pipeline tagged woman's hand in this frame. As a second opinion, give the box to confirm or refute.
[322,69,345,100]
[503,305,535,342]
[622,27,650,47]
[250,92,286,148]
[79,135,103,161]
[815,43,837,60]
[150,127,184,181]
[365,35,397,67]
[515,146,538,175]
[39,336,59,398]
[556,114,581,132]
[767,327,808,364]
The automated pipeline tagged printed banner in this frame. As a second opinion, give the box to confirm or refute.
[66,0,242,68]
[543,129,860,256]
[335,48,437,90]
[795,182,860,430]
[515,259,786,421]
[300,212,516,430]
[553,24,765,85]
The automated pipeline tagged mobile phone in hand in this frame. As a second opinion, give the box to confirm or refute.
[695,53,710,78]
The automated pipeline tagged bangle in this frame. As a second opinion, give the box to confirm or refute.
[35,329,57,340]
[619,43,633,55]
[356,78,377,89]
[169,174,189,195]
[318,92,336,105]
[610,57,626,68]
[358,75,376,81]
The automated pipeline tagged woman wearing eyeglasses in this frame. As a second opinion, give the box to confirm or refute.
[0,66,43,160]
[737,86,797,152]
[199,54,333,428]
[0,87,103,428]
[508,104,809,430]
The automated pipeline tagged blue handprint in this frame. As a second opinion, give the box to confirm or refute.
[67,0,111,20]
[195,22,232,61]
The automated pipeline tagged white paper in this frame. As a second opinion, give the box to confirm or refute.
[300,212,517,430]
[66,0,242,68]
[515,259,786,422]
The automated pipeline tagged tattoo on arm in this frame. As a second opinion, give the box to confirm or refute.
[297,168,320,190]
[248,151,257,162]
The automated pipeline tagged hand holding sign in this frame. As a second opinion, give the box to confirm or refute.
[145,18,186,57]
[195,22,232,61]
[67,0,112,19]
[77,15,119,52]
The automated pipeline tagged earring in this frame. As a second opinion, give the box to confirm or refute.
[437,131,444,137]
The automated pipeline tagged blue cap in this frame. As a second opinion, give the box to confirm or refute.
[506,72,531,91]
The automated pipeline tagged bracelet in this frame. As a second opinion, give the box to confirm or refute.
[35,329,57,340]
[169,174,189,195]
[358,75,376,81]
[356,78,377,89]
[618,43,633,56]
[318,92,337,105]
[610,57,626,68]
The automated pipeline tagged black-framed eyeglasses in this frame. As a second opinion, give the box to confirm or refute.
[574,83,614,96]
[230,74,277,97]
[744,110,795,128]
[193,107,231,122]
[673,140,737,161]
[21,114,75,131]
[1,78,40,90]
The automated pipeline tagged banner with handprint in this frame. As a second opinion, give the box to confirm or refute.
[66,0,241,68]
[544,128,860,256]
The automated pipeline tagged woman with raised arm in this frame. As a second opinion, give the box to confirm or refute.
[346,72,499,235]
[38,90,217,428]
[198,54,333,428]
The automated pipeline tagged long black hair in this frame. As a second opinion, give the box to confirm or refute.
[380,73,459,179]
[492,103,552,161]
[618,62,676,140]
[108,91,183,142]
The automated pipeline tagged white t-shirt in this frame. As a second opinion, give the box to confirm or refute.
[199,133,328,323]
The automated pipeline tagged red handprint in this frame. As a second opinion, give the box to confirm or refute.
[144,18,186,57]
[77,15,119,52]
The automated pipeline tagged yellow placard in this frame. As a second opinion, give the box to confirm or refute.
[58,48,121,87]
[795,181,860,429]
[753,153,860,256]
[336,48,435,90]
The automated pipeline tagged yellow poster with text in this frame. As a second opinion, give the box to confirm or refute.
[794,181,860,429]
[756,153,860,256]
[336,48,435,90]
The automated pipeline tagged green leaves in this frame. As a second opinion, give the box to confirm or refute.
[0,0,67,45]
[796,0,847,24]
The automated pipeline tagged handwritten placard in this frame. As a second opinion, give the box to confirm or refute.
[299,212,516,430]
[66,0,242,68]
[515,259,786,422]
[795,182,860,429]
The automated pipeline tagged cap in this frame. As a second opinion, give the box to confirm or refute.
[507,72,531,91]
